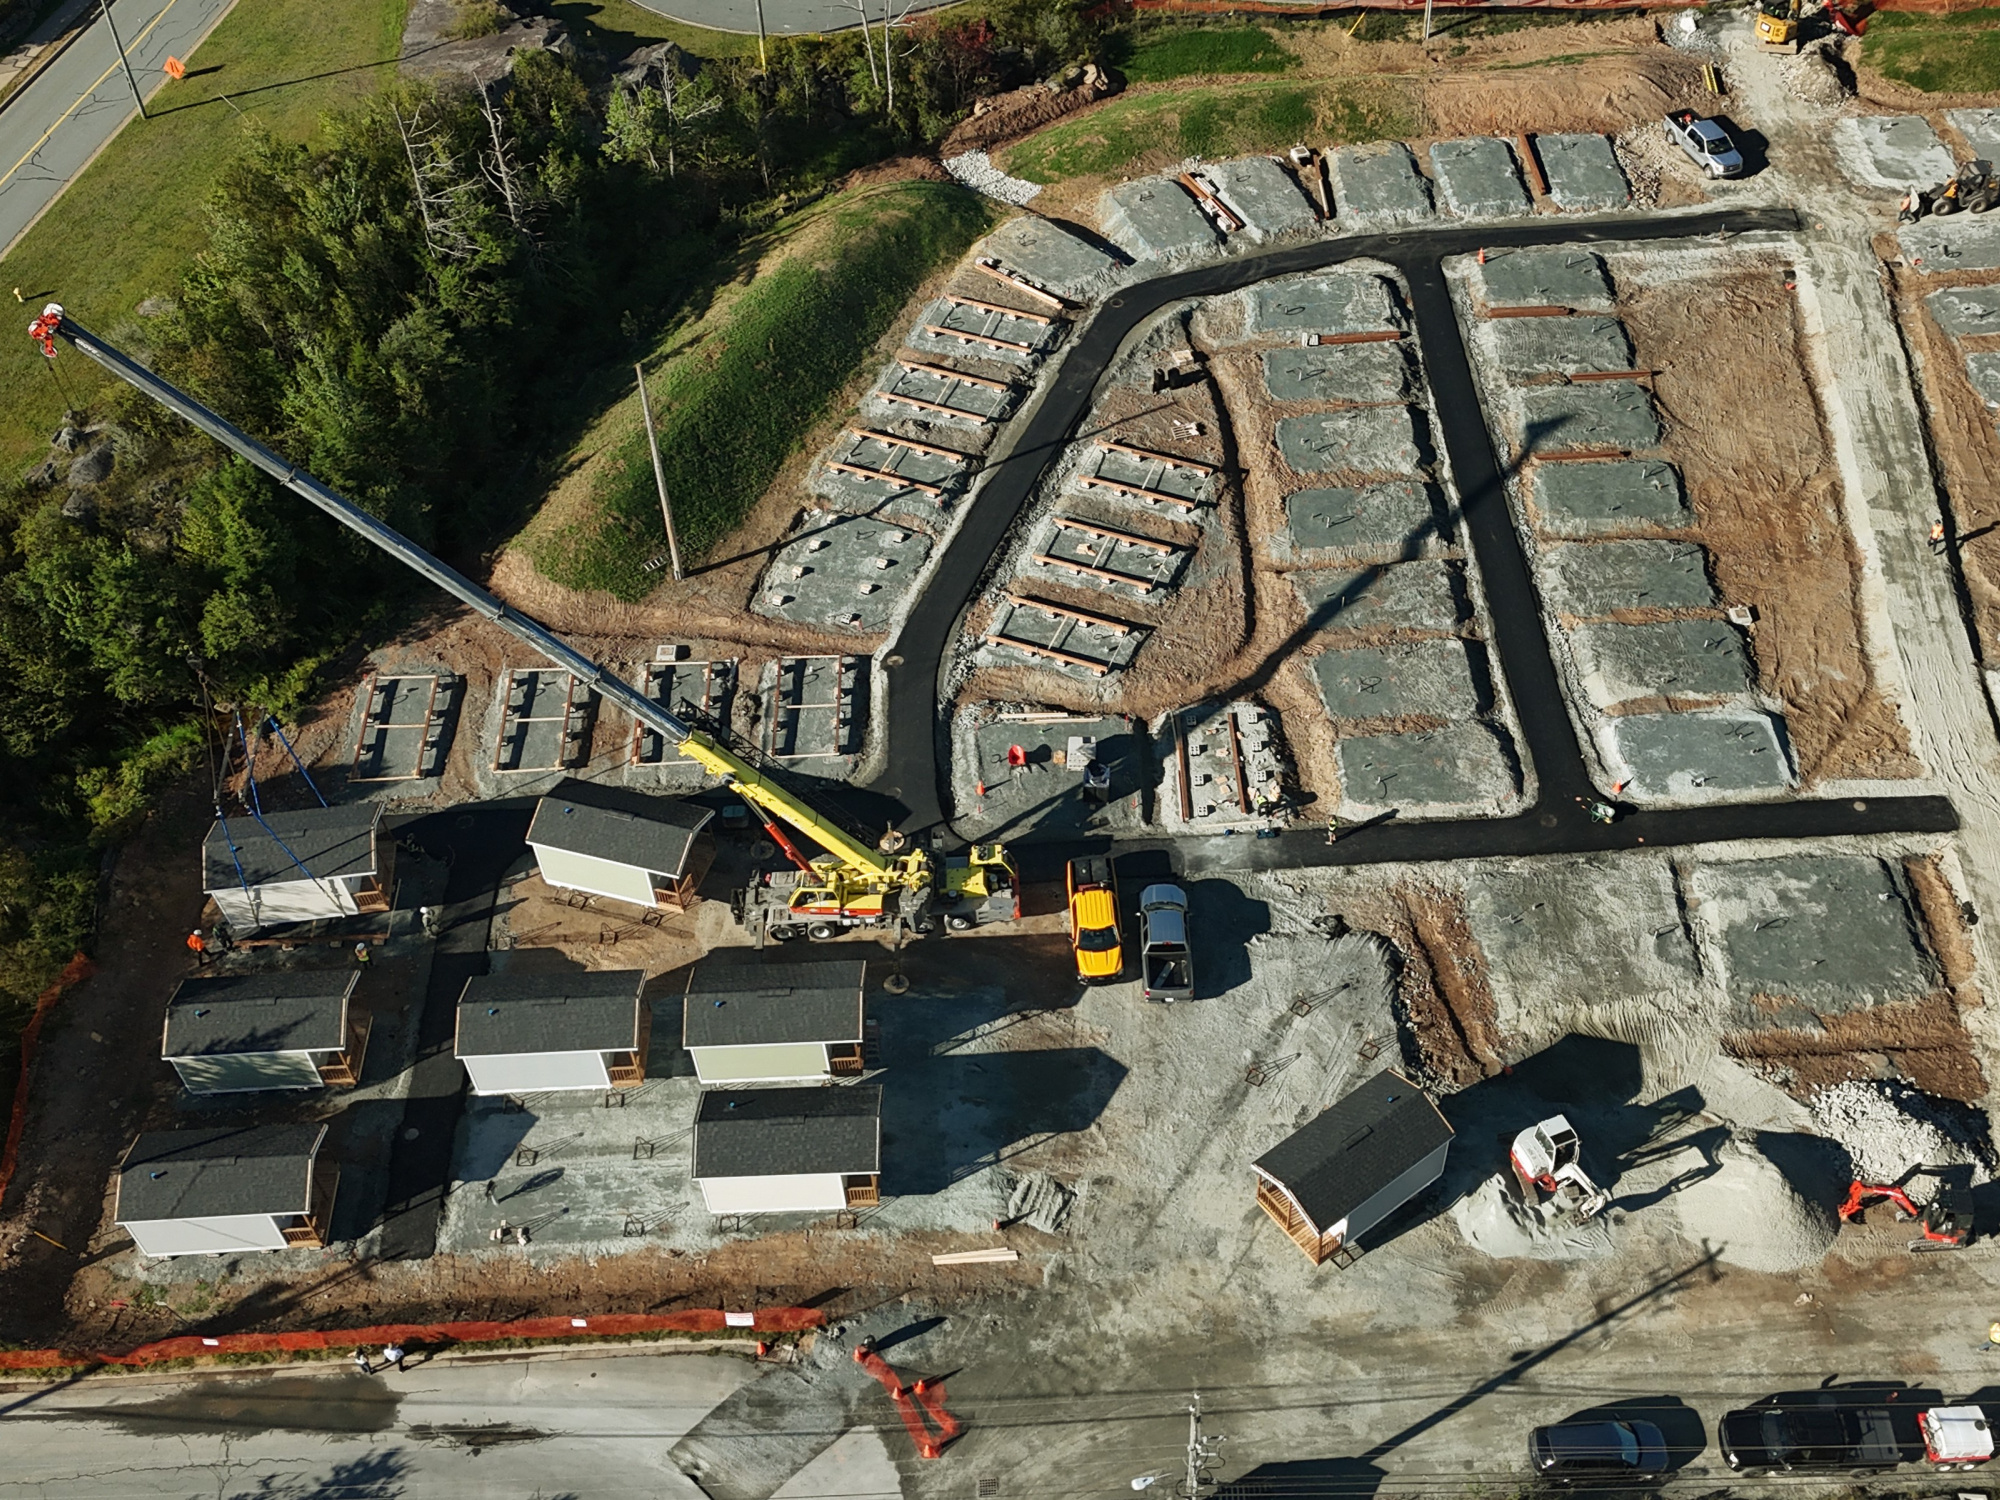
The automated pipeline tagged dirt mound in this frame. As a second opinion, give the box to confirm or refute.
[1451,1174,1614,1260]
[1674,1137,1838,1272]
[1810,1080,1991,1184]
[940,72,1119,156]
[1426,52,1706,138]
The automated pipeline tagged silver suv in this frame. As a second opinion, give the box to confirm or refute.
[1138,884,1194,1003]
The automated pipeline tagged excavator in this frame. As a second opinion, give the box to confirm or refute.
[24,305,1018,944]
[1755,0,1801,52]
[1509,1115,1611,1222]
[1837,1169,1975,1252]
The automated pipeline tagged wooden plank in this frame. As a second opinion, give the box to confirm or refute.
[944,293,1054,327]
[1519,132,1549,198]
[923,323,1034,355]
[825,460,945,498]
[1095,438,1216,476]
[1005,593,1132,634]
[848,427,970,462]
[1032,552,1155,592]
[1175,713,1193,822]
[1227,706,1252,815]
[898,356,1012,392]
[878,390,989,424]
[1052,516,1175,553]
[1176,172,1242,233]
[1078,474,1198,511]
[984,632,1109,675]
[1311,329,1404,345]
[1484,304,1572,319]
[1533,447,1631,462]
[1566,369,1655,383]
[931,1248,1020,1265]
[973,257,1069,309]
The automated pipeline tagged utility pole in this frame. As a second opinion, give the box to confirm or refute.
[635,363,684,582]
[753,0,767,69]
[102,0,146,120]
[1176,1395,1224,1500]
[1422,0,1435,43]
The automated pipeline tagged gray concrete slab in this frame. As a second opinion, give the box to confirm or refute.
[754,514,932,634]
[1429,138,1532,218]
[1478,247,1613,308]
[1949,106,2000,162]
[1466,857,1699,1021]
[808,430,971,526]
[1249,271,1405,335]
[978,214,1123,299]
[910,297,1064,366]
[1530,458,1690,535]
[1570,618,1754,706]
[763,654,866,759]
[1277,406,1423,475]
[1100,177,1220,261]
[1156,701,1291,831]
[1833,114,1957,193]
[1203,155,1318,241]
[494,669,589,774]
[1291,559,1463,633]
[1336,722,1517,811]
[1899,214,2000,272]
[1025,515,1188,598]
[1533,133,1630,213]
[1262,343,1413,404]
[1927,284,2000,337]
[632,657,737,767]
[957,710,1148,837]
[1538,539,1716,617]
[1691,855,1936,1021]
[1487,314,1634,377]
[1330,141,1435,224]
[1600,708,1794,799]
[1967,351,2000,412]
[867,361,1017,427]
[1311,637,1481,721]
[351,673,459,782]
[1079,445,1212,507]
[1285,480,1449,559]
[983,597,1144,676]
[1516,384,1661,456]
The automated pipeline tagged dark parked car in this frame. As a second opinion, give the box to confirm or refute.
[1529,1419,1669,1483]
[1720,1392,1918,1475]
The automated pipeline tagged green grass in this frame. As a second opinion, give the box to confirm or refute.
[1108,25,1297,83]
[1000,78,1420,186]
[0,0,410,475]
[520,180,996,600]
[1863,8,2000,92]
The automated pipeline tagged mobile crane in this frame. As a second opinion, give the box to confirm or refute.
[26,305,1017,941]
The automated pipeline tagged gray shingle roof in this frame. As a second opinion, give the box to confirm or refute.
[116,1124,325,1223]
[164,971,356,1058]
[693,1085,881,1179]
[1252,1070,1452,1232]
[683,960,866,1048]
[527,783,713,876]
[455,969,644,1057]
[202,805,381,891]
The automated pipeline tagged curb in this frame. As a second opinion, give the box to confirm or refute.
[0,0,94,116]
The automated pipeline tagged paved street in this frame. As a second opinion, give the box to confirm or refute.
[628,0,956,37]
[0,0,232,259]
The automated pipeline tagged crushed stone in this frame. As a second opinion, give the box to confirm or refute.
[1005,1171,1076,1234]
[943,150,1043,207]
[1786,43,1852,110]
[1809,1080,1991,1185]
[1612,122,1671,210]
[1674,1136,1837,1272]
[1451,1174,1614,1261]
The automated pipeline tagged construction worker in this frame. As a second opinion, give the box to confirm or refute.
[352,940,372,966]
[351,1347,372,1375]
[379,1342,405,1372]
[186,929,208,965]
[1932,520,1949,554]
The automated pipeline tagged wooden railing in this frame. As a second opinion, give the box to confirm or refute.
[1256,1177,1332,1264]
[844,1175,881,1207]
[316,1012,374,1087]
[829,1044,864,1077]
[607,1051,644,1088]
[352,877,390,915]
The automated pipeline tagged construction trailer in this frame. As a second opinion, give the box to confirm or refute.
[454,969,649,1095]
[692,1084,882,1214]
[162,970,368,1093]
[1251,1069,1454,1266]
[115,1123,337,1257]
[203,804,390,934]
[682,959,867,1084]
[526,782,716,910]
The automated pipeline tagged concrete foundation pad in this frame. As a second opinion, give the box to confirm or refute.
[1336,723,1517,812]
[1690,855,1936,1018]
[1203,156,1317,241]
[1429,138,1532,218]
[1101,177,1220,261]
[1530,458,1690,535]
[983,597,1144,676]
[1599,709,1794,799]
[1833,114,1956,193]
[763,654,866,759]
[1291,559,1463,633]
[958,710,1147,837]
[1899,215,2000,272]
[1533,133,1631,212]
[1966,351,2000,413]
[1263,343,1413,403]
[868,363,1017,427]
[1249,271,1405,335]
[1570,618,1753,706]
[910,299,1062,366]
[1927,284,2000,337]
[1025,516,1188,597]
[1539,538,1716,617]
[1284,481,1448,559]
[1331,141,1434,224]
[1488,314,1634,377]
[977,215,1122,299]
[1277,405,1422,475]
[1312,637,1481,720]
[1478,248,1613,308]
[1516,384,1661,456]
[1157,701,1292,831]
[1079,446,1212,507]
[754,515,932,634]
[1948,107,2000,162]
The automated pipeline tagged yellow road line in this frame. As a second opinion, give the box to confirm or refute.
[0,0,181,194]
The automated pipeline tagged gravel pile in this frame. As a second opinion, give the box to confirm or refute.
[1675,1137,1838,1272]
[1787,43,1852,109]
[1451,1174,1614,1261]
[1809,1080,1990,1184]
[1613,123,1674,210]
[943,151,1043,207]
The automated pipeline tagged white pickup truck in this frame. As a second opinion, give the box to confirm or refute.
[1664,111,1745,178]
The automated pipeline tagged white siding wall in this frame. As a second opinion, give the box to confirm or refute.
[689,1042,830,1084]
[1346,1140,1452,1244]
[124,1214,289,1257]
[461,1050,612,1095]
[170,1051,323,1094]
[210,877,358,933]
[529,845,657,907]
[698,1172,849,1214]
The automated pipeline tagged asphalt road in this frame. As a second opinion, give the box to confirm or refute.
[628,0,958,37]
[0,0,232,260]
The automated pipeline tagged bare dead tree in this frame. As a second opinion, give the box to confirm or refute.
[392,100,480,264]
[656,62,719,180]
[474,73,531,237]
[880,0,919,122]
[852,0,879,89]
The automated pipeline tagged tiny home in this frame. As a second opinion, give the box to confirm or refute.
[116,1123,337,1257]
[682,960,866,1085]
[454,969,649,1095]
[1251,1069,1453,1266]
[526,783,715,910]
[163,970,367,1094]
[691,1084,882,1214]
[203,805,389,933]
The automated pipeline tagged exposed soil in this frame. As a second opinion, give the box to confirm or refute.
[940,79,1120,157]
[1619,258,1922,783]
[497,874,706,978]
[1392,883,1504,1087]
[1724,993,1988,1104]
[1904,851,1983,997]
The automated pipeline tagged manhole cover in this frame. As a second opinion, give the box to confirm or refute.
[403,1127,421,1141]
[1539,812,1558,828]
